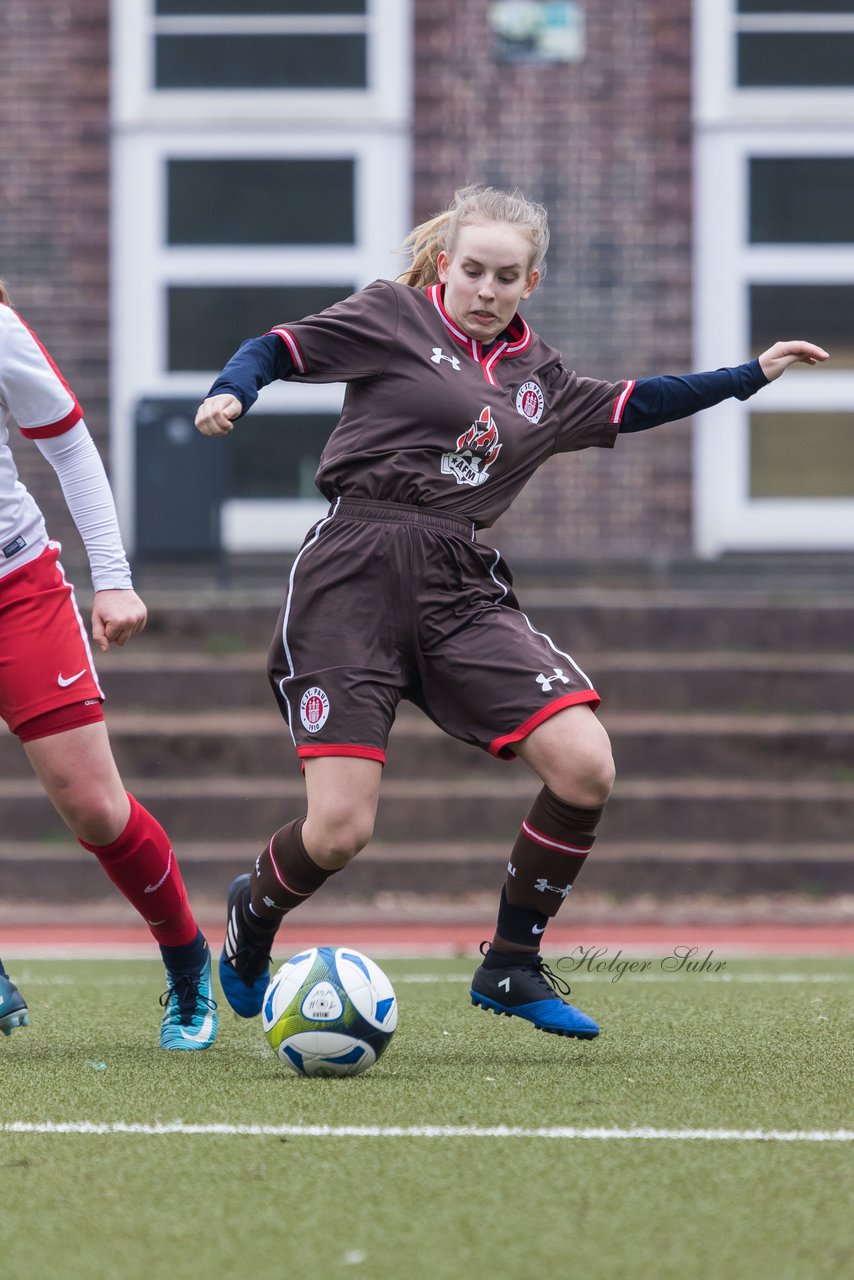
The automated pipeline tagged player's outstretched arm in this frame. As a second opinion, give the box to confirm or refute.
[91,588,148,652]
[758,340,829,381]
[195,393,243,437]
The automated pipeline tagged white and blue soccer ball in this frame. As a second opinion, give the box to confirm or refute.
[262,945,398,1077]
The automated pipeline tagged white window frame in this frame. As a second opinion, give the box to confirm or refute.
[693,0,854,556]
[111,0,412,554]
[114,0,410,127]
[695,0,854,125]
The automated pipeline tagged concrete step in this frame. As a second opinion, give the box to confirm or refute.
[88,649,854,714]
[0,839,849,902]
[4,710,854,783]
[125,587,854,654]
[4,776,854,846]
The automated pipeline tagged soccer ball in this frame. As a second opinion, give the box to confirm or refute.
[262,945,398,1078]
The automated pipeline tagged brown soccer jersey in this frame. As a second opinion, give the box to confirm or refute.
[262,280,635,762]
[269,280,631,529]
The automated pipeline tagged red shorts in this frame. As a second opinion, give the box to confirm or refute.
[267,499,600,764]
[0,543,104,738]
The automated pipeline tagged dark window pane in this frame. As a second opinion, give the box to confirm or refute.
[750,284,854,369]
[223,413,338,499]
[168,285,353,371]
[157,1,365,13]
[750,412,854,497]
[167,158,355,245]
[156,34,366,90]
[750,158,854,243]
[739,1,854,12]
[738,33,854,86]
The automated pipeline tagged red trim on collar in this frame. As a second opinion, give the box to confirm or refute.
[427,284,532,385]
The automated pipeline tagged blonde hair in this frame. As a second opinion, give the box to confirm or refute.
[398,183,550,289]
[0,279,10,306]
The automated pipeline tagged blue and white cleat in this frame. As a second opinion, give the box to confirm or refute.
[160,947,218,1050]
[470,945,600,1040]
[219,874,273,1018]
[0,973,30,1037]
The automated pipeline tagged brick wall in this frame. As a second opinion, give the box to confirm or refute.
[412,0,694,565]
[0,0,110,584]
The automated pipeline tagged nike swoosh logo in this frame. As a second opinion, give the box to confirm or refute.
[175,1004,216,1045]
[57,669,86,687]
[531,924,546,934]
[144,848,174,894]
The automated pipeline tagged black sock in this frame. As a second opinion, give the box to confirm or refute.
[160,929,208,976]
[496,886,549,947]
[482,946,538,970]
[244,898,281,940]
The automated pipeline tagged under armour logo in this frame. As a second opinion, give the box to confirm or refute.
[431,346,461,370]
[507,861,517,877]
[534,878,573,899]
[536,668,571,693]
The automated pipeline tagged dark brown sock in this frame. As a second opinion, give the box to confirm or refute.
[494,788,604,947]
[248,818,335,922]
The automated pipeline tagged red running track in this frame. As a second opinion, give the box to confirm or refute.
[1,920,852,957]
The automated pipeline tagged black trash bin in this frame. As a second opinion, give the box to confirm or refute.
[135,399,225,557]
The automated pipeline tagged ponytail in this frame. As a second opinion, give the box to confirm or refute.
[0,280,10,306]
[398,211,454,289]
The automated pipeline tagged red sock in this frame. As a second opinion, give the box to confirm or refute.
[78,792,197,947]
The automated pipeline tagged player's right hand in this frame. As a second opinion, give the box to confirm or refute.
[194,393,242,436]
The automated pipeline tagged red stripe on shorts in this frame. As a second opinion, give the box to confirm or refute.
[489,690,601,759]
[297,744,386,764]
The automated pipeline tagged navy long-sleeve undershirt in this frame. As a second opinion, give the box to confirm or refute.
[207,334,769,431]
[619,359,768,431]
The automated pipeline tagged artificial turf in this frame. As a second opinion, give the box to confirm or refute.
[0,954,851,1280]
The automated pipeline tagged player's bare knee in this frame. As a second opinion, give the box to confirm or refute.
[307,807,374,868]
[66,790,128,846]
[594,745,617,799]
[553,743,615,808]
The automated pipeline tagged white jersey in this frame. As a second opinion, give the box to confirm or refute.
[0,303,131,589]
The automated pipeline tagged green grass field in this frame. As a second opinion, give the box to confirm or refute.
[1,953,852,1280]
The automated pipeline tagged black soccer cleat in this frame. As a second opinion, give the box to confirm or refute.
[470,944,600,1039]
[219,874,274,1018]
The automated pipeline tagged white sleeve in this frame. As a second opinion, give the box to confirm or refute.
[35,419,133,591]
[0,306,83,433]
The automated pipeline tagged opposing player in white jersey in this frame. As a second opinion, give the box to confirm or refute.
[0,281,216,1049]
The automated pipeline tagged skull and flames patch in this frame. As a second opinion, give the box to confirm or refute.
[440,406,502,488]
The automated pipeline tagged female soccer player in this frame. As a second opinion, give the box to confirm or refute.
[195,184,827,1040]
[0,282,216,1049]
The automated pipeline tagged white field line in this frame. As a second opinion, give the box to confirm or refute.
[2,1121,852,1143]
[390,972,854,985]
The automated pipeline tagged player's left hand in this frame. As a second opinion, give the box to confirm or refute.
[758,341,829,381]
[91,588,148,652]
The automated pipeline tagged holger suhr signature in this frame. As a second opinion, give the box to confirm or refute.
[555,945,727,983]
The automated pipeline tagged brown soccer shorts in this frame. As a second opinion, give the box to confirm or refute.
[267,498,600,763]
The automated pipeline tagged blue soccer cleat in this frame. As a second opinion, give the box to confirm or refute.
[470,945,600,1040]
[0,973,29,1037]
[160,946,218,1050]
[219,874,273,1018]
